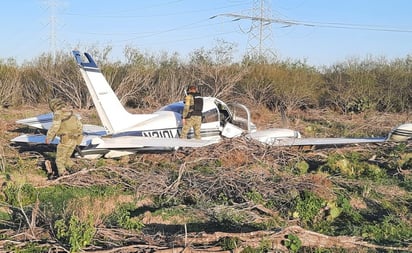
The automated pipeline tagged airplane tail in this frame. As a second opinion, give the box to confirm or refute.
[73,51,155,134]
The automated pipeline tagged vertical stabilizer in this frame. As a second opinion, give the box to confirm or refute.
[73,51,155,134]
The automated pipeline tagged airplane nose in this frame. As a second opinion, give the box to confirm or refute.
[388,123,412,141]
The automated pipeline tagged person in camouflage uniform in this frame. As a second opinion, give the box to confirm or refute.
[45,98,83,178]
[181,85,203,139]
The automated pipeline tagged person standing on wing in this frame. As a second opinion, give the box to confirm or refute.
[45,98,83,178]
[181,85,203,139]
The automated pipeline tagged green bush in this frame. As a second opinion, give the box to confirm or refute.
[55,215,95,253]
[320,152,387,181]
[283,234,302,253]
[3,183,37,206]
[292,190,324,227]
[106,203,144,231]
[239,237,271,253]
[322,195,363,235]
[220,236,241,250]
[361,214,412,246]
[4,242,49,253]
[212,206,248,229]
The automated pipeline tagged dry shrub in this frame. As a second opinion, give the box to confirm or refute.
[220,149,249,168]
[66,194,134,226]
[0,63,19,106]
[302,173,335,201]
[0,118,9,134]
[142,207,208,225]
[249,104,284,129]
[350,197,367,210]
[375,185,408,199]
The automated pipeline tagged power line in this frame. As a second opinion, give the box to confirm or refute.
[212,13,412,33]
[211,3,412,59]
[62,2,249,19]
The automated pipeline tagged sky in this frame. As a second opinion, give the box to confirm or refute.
[1,0,412,66]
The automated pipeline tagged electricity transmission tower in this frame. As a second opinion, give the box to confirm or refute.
[247,0,274,58]
[43,0,62,61]
[212,0,275,59]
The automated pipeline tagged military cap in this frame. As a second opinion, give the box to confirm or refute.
[187,84,197,91]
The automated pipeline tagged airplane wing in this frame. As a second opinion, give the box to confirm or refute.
[266,137,387,147]
[247,130,386,147]
[246,124,412,147]
[95,136,218,149]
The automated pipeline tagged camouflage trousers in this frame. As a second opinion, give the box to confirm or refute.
[181,116,202,139]
[55,135,80,175]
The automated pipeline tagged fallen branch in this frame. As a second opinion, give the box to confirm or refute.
[170,225,412,252]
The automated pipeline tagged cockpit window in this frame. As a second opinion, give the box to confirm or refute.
[202,108,218,123]
[158,100,229,125]
[216,102,232,123]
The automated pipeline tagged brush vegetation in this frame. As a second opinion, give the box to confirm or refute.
[0,45,411,252]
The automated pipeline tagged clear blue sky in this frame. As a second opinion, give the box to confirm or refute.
[2,0,412,66]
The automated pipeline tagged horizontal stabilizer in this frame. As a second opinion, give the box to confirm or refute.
[16,112,54,130]
[11,134,59,145]
[11,133,102,147]
[15,112,107,136]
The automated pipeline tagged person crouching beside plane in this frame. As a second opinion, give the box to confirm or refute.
[45,98,83,178]
[181,85,203,139]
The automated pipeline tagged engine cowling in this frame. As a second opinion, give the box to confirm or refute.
[388,123,412,142]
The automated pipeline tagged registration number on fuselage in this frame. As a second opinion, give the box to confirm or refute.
[142,129,178,138]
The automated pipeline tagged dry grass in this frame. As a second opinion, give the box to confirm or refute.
[1,104,411,252]
[66,194,135,226]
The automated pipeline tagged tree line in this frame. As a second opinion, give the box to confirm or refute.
[1,45,411,114]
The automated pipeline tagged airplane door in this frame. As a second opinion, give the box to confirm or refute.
[201,108,221,138]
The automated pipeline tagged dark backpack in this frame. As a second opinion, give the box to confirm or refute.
[191,93,203,116]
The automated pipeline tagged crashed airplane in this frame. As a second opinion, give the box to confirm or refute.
[12,51,412,159]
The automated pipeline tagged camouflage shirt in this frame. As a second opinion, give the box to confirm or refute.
[46,108,83,142]
[182,94,194,119]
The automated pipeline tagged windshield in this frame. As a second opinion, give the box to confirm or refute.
[157,102,184,114]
